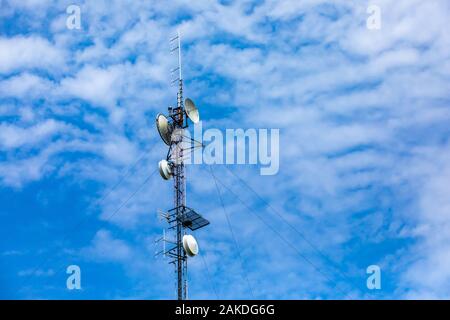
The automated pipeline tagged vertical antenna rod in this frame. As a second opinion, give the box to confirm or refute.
[178,30,182,81]
[174,30,186,300]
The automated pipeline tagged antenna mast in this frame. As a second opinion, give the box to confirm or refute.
[155,31,210,300]
[174,30,186,301]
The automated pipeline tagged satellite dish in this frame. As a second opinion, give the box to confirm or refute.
[156,113,172,145]
[185,98,200,124]
[182,234,199,257]
[158,160,172,180]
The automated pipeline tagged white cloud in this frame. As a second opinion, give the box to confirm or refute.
[0,36,65,74]
[0,119,67,149]
[18,268,55,277]
[101,134,139,165]
[394,145,450,299]
[0,144,56,187]
[0,73,55,99]
[81,229,133,263]
[2,0,450,299]
[58,65,123,109]
[5,0,55,10]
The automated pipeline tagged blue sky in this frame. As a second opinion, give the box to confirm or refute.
[1,0,450,299]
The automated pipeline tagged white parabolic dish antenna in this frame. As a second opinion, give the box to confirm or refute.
[158,160,172,180]
[156,113,172,145]
[185,98,200,124]
[182,234,199,257]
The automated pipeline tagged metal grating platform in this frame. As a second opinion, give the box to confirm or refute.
[176,206,210,231]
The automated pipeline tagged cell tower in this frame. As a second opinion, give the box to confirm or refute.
[155,31,210,300]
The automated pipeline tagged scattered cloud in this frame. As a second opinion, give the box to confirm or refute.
[81,229,133,263]
[0,36,65,74]
[1,0,450,299]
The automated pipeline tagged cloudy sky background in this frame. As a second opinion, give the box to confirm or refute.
[1,0,450,299]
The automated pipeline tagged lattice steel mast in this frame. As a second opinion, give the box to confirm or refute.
[155,31,209,300]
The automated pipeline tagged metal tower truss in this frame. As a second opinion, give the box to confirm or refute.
[155,31,209,300]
